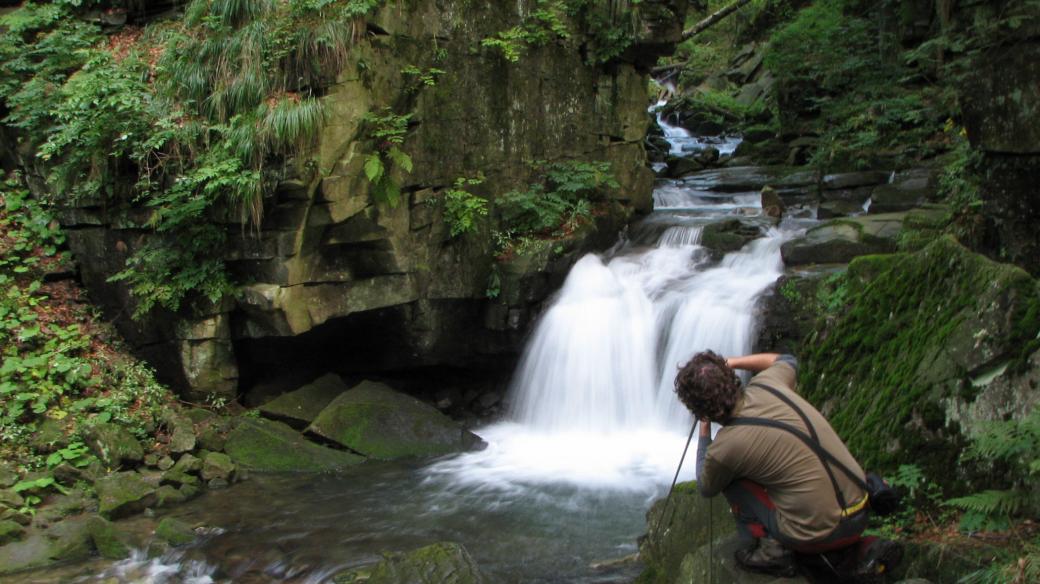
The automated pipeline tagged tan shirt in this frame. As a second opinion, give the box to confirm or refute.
[699,361,867,543]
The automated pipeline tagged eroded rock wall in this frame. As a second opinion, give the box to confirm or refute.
[53,0,687,399]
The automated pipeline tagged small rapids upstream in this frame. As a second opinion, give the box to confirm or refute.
[31,120,799,584]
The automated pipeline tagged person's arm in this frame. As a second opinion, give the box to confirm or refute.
[725,353,781,373]
[695,419,735,497]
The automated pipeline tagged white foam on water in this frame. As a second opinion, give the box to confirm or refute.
[88,549,218,584]
[426,224,789,491]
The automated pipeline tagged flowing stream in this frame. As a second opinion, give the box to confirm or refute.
[22,119,799,584]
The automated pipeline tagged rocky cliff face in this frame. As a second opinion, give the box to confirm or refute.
[959,0,1040,274]
[47,0,687,400]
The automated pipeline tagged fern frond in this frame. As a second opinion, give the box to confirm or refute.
[946,489,1031,516]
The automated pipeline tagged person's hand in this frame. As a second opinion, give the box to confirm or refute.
[699,418,711,438]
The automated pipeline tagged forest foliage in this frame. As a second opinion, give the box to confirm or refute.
[0,0,385,317]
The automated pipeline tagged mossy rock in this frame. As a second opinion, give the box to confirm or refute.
[307,381,485,460]
[163,412,197,454]
[154,484,186,508]
[201,451,235,481]
[0,462,18,489]
[780,214,905,265]
[637,481,735,584]
[155,517,195,546]
[800,236,1040,477]
[817,200,866,219]
[172,453,202,474]
[0,519,24,546]
[259,373,349,426]
[87,516,132,560]
[94,471,158,519]
[224,417,364,472]
[702,219,764,256]
[0,517,93,576]
[333,542,486,584]
[84,423,144,468]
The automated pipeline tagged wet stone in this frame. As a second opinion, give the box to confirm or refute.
[307,381,486,461]
[87,516,131,560]
[201,452,235,482]
[154,485,187,508]
[224,417,364,472]
[95,472,157,519]
[0,519,25,545]
[85,423,144,468]
[155,517,196,546]
[0,462,18,489]
[172,453,202,474]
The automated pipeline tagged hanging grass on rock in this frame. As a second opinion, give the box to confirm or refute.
[0,0,384,318]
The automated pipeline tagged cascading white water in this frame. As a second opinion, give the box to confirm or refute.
[427,206,788,491]
[653,99,744,157]
[425,97,791,493]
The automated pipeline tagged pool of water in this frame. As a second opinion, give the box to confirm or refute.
[18,459,669,584]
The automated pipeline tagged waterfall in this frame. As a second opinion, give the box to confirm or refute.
[427,221,786,491]
[425,105,787,492]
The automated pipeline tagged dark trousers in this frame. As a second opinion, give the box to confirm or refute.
[722,479,869,553]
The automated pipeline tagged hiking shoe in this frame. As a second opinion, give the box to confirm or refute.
[851,538,903,583]
[734,537,798,578]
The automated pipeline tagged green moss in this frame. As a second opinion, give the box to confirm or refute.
[799,237,1040,477]
[155,517,195,547]
[638,486,734,584]
[224,418,364,472]
[306,381,478,460]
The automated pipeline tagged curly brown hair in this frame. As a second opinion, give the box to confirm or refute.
[674,350,742,422]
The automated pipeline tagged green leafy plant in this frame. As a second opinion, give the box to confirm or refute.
[401,65,445,89]
[0,176,176,466]
[440,175,488,238]
[45,441,93,469]
[482,0,571,62]
[763,0,951,170]
[362,108,413,207]
[0,0,383,317]
[945,410,1040,533]
[492,159,616,264]
[870,463,949,537]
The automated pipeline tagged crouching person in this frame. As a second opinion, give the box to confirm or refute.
[674,351,902,580]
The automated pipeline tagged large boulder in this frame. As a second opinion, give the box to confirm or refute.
[868,169,935,213]
[799,237,1040,477]
[637,482,741,584]
[259,373,349,426]
[821,171,890,190]
[155,517,196,546]
[701,219,765,256]
[307,381,485,460]
[0,463,18,489]
[224,418,364,472]
[163,412,197,454]
[0,517,94,576]
[333,542,486,584]
[95,471,157,519]
[780,214,903,265]
[683,167,802,193]
[0,519,24,546]
[87,516,133,560]
[83,423,144,469]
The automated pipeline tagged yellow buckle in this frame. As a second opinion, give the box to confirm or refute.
[841,494,869,517]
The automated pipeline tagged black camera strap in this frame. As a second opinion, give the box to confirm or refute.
[729,382,869,512]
